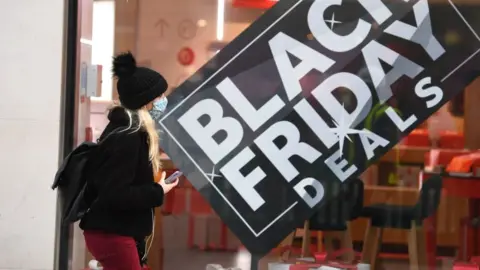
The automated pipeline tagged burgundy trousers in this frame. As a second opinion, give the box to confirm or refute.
[84,231,142,270]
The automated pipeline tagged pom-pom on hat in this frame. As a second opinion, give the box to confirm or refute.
[113,51,168,110]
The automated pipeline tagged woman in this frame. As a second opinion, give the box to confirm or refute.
[80,51,178,270]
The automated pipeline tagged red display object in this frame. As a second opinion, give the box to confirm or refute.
[162,189,175,215]
[439,130,465,149]
[177,47,195,66]
[171,188,187,214]
[187,190,213,249]
[232,0,277,9]
[158,169,176,215]
[459,217,476,261]
[424,149,471,168]
[446,152,480,173]
[402,129,430,147]
[421,171,480,269]
[453,260,480,269]
[85,127,93,142]
[189,189,213,214]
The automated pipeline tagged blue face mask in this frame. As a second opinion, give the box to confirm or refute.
[149,97,168,119]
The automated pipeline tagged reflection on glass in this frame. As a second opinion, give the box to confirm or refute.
[84,1,480,269]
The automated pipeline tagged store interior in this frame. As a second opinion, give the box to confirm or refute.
[73,0,480,269]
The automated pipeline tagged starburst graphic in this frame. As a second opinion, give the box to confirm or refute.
[325,13,342,30]
[329,104,369,156]
[205,165,222,182]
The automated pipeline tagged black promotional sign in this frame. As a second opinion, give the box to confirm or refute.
[157,0,480,256]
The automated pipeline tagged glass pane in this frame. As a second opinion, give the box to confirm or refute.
[77,0,480,269]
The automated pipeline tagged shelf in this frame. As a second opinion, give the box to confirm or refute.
[379,146,430,164]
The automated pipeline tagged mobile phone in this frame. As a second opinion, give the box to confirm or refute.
[164,171,183,184]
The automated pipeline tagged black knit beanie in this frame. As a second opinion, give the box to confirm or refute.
[112,52,168,110]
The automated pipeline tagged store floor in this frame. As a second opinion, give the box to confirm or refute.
[162,248,452,269]
[161,216,452,270]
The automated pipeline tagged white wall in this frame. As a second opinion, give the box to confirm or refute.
[0,0,63,269]
[136,0,259,91]
[136,0,217,88]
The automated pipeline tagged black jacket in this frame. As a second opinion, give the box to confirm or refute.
[79,107,164,238]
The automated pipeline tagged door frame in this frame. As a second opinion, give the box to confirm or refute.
[53,0,79,269]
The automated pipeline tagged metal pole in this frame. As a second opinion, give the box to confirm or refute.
[53,0,78,269]
[250,254,261,270]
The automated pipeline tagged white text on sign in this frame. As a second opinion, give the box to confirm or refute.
[178,0,445,211]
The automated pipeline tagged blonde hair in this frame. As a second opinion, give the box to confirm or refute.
[110,102,161,174]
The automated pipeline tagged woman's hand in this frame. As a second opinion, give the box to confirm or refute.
[158,171,179,194]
